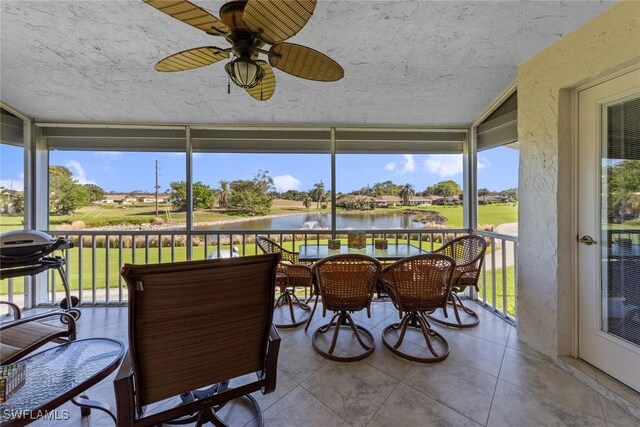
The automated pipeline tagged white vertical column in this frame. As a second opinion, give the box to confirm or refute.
[330,128,336,238]
[27,124,49,307]
[186,126,193,260]
[463,128,478,231]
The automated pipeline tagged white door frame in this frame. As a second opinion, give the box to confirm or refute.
[572,65,640,358]
[576,67,640,391]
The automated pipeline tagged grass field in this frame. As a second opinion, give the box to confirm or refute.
[477,266,516,317]
[1,201,517,232]
[1,202,517,305]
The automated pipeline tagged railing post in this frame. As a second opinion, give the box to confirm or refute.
[186,126,193,260]
[330,127,336,239]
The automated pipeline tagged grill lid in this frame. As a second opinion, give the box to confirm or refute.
[0,230,57,257]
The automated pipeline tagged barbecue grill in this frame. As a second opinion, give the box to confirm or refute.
[0,230,80,320]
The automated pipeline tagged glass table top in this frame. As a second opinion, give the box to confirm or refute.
[0,338,124,423]
[298,243,426,261]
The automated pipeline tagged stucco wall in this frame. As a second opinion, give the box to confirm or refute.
[517,2,640,357]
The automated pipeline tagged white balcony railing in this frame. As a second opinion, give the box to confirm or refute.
[3,229,518,322]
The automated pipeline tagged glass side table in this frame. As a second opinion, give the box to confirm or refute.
[0,338,125,426]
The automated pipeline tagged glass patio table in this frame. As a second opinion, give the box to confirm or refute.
[298,243,426,262]
[0,338,125,426]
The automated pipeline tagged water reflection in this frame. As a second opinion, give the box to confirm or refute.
[206,212,431,230]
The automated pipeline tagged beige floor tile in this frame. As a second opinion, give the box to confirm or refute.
[488,380,607,427]
[599,395,640,427]
[276,328,330,383]
[262,386,349,427]
[368,383,481,427]
[403,356,497,425]
[559,356,597,380]
[594,371,640,409]
[500,348,605,419]
[459,313,513,346]
[444,328,506,377]
[301,360,398,426]
[343,326,416,380]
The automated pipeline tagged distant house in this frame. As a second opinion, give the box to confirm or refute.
[433,195,461,205]
[100,194,166,204]
[373,195,401,207]
[407,196,440,206]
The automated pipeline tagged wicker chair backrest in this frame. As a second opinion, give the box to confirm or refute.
[435,235,486,284]
[380,254,456,313]
[256,236,298,264]
[121,253,280,411]
[313,254,381,312]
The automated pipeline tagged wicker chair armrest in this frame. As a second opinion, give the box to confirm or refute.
[278,248,300,264]
[0,301,21,320]
[431,245,451,257]
[280,263,312,277]
[263,326,281,394]
[0,310,77,339]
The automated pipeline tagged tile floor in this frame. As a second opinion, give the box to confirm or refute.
[21,301,640,426]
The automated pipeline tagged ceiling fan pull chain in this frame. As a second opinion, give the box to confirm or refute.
[260,83,263,101]
[227,75,231,94]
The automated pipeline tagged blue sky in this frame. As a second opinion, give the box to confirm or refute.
[1,145,519,193]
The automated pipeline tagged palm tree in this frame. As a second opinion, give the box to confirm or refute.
[399,183,415,206]
[312,181,326,209]
[478,188,490,205]
[303,197,312,212]
[218,180,229,209]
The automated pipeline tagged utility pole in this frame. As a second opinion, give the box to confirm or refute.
[155,160,160,217]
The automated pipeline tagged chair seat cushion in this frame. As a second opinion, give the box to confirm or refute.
[0,321,68,363]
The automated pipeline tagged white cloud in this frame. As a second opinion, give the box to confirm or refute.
[0,173,24,190]
[424,155,463,177]
[273,175,302,192]
[478,155,490,169]
[401,154,416,173]
[95,151,122,158]
[384,162,396,171]
[66,160,96,185]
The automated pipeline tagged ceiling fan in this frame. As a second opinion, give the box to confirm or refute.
[143,0,344,101]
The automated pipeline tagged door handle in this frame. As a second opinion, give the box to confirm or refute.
[578,235,596,245]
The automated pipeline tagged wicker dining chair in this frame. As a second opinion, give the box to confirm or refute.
[256,236,314,328]
[311,254,381,362]
[427,235,487,328]
[379,254,456,363]
[116,253,281,426]
[0,301,77,365]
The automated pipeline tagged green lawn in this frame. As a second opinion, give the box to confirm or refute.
[1,202,518,302]
[2,202,517,231]
[476,266,516,317]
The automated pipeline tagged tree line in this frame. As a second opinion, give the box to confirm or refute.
[1,166,520,217]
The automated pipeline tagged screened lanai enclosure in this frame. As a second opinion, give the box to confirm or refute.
[1,98,519,320]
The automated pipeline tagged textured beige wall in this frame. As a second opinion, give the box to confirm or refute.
[517,2,640,357]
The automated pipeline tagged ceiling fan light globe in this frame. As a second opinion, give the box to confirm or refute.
[225,57,265,88]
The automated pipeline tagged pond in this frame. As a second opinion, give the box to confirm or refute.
[204,211,438,230]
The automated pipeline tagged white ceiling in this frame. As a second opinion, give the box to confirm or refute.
[0,0,614,126]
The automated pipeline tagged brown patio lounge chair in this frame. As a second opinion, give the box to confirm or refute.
[380,254,456,363]
[256,236,314,328]
[311,254,381,362]
[0,301,77,365]
[116,253,281,426]
[428,235,487,328]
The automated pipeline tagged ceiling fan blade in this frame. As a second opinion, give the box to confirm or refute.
[155,47,229,72]
[245,61,276,101]
[243,0,316,45]
[269,43,344,82]
[144,0,230,36]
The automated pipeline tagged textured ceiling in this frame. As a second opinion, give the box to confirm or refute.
[0,0,614,126]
